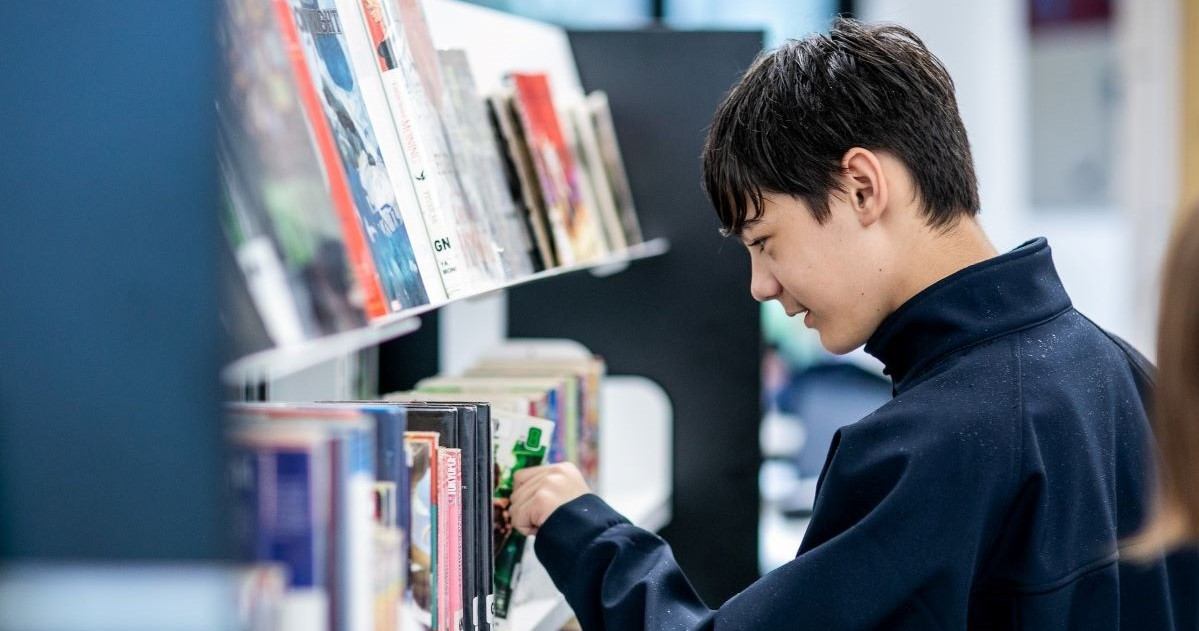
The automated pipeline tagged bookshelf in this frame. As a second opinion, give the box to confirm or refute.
[240,3,679,630]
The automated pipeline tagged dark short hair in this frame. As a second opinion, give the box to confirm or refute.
[702,18,980,236]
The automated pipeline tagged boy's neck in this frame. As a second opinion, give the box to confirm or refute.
[889,216,999,313]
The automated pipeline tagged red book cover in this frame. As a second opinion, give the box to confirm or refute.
[510,73,605,265]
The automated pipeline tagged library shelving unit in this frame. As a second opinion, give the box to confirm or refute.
[231,2,678,630]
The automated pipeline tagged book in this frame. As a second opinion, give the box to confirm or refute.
[586,92,644,246]
[509,73,608,265]
[228,421,333,631]
[356,0,504,295]
[437,49,536,280]
[437,447,464,631]
[487,91,557,270]
[466,356,605,487]
[565,100,627,252]
[372,482,405,631]
[404,431,440,631]
[230,405,377,631]
[400,403,486,631]
[331,0,450,303]
[272,0,432,316]
[218,0,367,344]
[490,411,555,619]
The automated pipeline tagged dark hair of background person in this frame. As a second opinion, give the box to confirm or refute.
[701,17,980,236]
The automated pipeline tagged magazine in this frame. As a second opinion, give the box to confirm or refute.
[218,0,367,343]
[490,411,555,619]
[509,73,608,265]
[272,0,432,314]
[356,0,503,294]
[586,91,644,246]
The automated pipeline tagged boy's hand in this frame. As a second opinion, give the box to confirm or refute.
[509,463,591,536]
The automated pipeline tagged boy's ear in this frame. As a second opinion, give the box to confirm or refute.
[841,147,888,228]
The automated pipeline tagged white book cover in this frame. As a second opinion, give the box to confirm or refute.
[438,48,536,280]
[334,0,448,304]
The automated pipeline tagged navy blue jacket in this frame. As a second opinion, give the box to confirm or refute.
[533,238,1199,630]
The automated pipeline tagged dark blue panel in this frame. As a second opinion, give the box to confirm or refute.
[0,2,227,559]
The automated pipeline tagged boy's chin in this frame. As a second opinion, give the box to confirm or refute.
[816,328,867,356]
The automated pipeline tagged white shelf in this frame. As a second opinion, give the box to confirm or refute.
[222,239,669,384]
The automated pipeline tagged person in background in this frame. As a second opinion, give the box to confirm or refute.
[1132,205,1199,554]
[509,18,1199,630]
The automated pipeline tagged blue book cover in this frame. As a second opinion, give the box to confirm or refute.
[286,0,430,311]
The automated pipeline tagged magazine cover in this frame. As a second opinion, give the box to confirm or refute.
[218,0,366,344]
[357,0,504,295]
[490,412,555,619]
[331,0,450,303]
[567,102,628,252]
[487,92,556,270]
[438,49,536,280]
[587,91,644,246]
[273,0,431,314]
[509,73,608,265]
[404,431,440,631]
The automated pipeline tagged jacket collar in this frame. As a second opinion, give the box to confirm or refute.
[864,237,1073,390]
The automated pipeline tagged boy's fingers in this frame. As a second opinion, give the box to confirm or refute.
[514,465,550,484]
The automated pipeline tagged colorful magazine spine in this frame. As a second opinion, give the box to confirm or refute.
[270,0,389,318]
[487,92,556,271]
[228,422,332,631]
[372,482,404,631]
[587,91,644,245]
[438,49,535,280]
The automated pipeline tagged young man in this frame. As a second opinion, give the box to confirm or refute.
[509,19,1197,630]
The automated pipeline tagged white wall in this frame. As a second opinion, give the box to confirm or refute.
[857,0,1184,355]
[860,0,1030,252]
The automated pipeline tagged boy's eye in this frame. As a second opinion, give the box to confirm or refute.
[749,237,767,253]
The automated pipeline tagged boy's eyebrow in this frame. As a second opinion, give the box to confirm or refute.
[736,218,764,244]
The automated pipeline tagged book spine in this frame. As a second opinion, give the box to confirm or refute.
[270,0,388,318]
[436,448,455,631]
[448,448,464,631]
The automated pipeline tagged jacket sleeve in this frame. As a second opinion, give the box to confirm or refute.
[532,397,1019,631]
